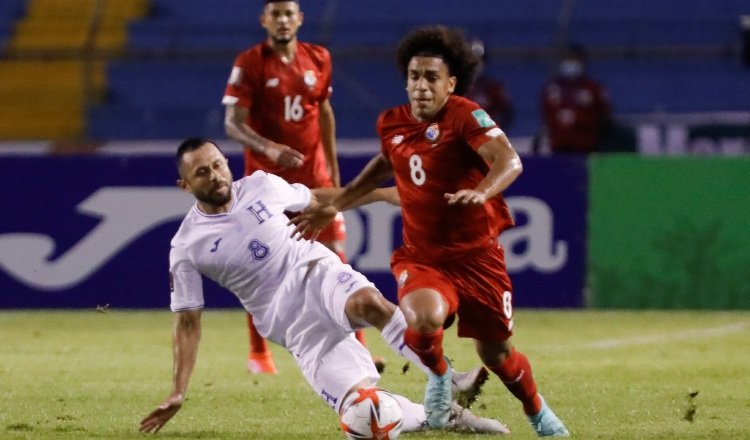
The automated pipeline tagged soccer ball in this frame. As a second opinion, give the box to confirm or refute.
[339,388,403,439]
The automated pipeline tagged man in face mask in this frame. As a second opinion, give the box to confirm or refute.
[540,45,611,154]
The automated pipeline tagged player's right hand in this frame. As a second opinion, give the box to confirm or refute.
[139,394,184,433]
[266,143,304,168]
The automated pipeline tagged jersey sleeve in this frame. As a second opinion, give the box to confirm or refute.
[222,52,256,109]
[376,111,391,160]
[456,99,505,151]
[261,172,312,212]
[169,245,204,312]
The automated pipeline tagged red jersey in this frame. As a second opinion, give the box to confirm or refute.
[223,41,333,187]
[378,95,514,262]
[541,76,611,153]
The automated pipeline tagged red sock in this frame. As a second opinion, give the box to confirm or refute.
[404,327,448,375]
[247,313,269,355]
[354,329,367,346]
[487,349,542,415]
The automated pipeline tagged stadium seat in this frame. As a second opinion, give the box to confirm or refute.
[84,0,750,139]
[88,105,225,140]
[0,0,147,140]
[589,58,750,113]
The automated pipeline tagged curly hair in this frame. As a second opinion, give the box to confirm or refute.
[395,26,480,96]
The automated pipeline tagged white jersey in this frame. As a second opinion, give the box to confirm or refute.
[169,171,335,350]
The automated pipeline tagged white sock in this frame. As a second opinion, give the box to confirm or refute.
[379,308,431,375]
[391,393,426,432]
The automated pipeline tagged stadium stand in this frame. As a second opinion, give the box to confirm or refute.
[88,60,228,139]
[2,0,749,140]
[568,0,747,48]
[0,0,148,139]
[0,0,24,52]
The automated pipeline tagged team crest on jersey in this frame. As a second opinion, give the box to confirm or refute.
[425,123,440,144]
[398,270,409,288]
[337,272,353,284]
[303,70,317,87]
[471,109,496,128]
[391,134,404,145]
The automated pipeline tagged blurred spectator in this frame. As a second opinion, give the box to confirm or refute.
[465,39,514,130]
[540,45,611,154]
[742,15,750,67]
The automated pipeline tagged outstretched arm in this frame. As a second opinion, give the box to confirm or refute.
[313,186,400,209]
[140,309,202,433]
[290,154,395,234]
[444,133,522,205]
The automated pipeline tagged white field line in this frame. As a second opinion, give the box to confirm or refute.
[530,322,748,351]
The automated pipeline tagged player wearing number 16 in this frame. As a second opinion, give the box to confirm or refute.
[291,26,569,437]
[222,0,379,375]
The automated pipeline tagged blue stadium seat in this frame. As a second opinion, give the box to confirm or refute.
[0,25,11,52]
[104,60,229,108]
[87,0,750,139]
[88,60,230,139]
[128,19,265,52]
[0,0,24,52]
[331,0,563,22]
[589,59,750,113]
[0,0,25,21]
[148,0,255,23]
[88,105,225,140]
[572,0,748,19]
[569,18,741,48]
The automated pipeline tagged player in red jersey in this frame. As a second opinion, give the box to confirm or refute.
[291,26,569,437]
[541,45,611,154]
[222,0,381,375]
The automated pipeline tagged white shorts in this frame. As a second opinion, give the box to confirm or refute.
[283,257,381,412]
[296,333,380,413]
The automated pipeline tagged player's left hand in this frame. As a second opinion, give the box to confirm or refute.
[444,190,487,205]
[139,394,184,433]
[288,204,338,241]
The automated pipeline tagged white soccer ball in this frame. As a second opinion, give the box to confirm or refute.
[339,388,403,440]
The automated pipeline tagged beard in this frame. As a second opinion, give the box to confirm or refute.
[271,33,293,45]
[195,186,231,208]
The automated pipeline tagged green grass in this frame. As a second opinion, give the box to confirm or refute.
[1,310,749,439]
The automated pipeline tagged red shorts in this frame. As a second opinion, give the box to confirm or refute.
[391,242,514,342]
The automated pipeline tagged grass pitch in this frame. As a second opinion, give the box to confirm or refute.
[0,309,748,439]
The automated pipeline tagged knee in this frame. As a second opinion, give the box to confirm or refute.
[345,288,395,329]
[400,293,449,332]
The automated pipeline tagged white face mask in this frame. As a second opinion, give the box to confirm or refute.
[559,60,584,79]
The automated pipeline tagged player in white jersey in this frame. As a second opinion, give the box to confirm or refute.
[139,138,509,436]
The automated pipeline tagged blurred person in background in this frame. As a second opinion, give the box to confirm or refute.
[291,25,569,437]
[222,0,382,374]
[540,45,611,154]
[465,39,515,130]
